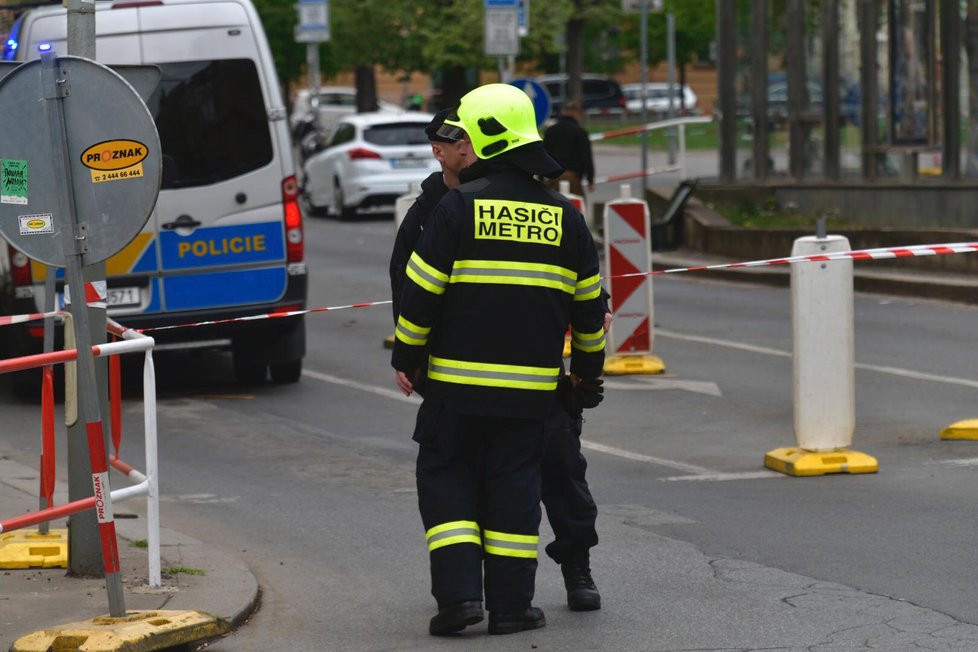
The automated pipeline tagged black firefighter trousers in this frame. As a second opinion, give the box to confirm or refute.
[541,403,599,565]
[414,402,546,614]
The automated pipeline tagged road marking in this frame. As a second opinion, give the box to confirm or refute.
[604,376,722,397]
[657,328,978,389]
[302,369,421,405]
[929,458,978,467]
[580,441,716,475]
[661,471,784,482]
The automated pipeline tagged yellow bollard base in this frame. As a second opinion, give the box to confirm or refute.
[764,447,879,477]
[0,528,68,569]
[383,334,395,350]
[10,610,230,652]
[603,353,665,376]
[940,418,978,440]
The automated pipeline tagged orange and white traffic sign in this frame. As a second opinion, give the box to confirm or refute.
[602,185,663,374]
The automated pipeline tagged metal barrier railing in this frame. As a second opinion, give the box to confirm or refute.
[0,316,161,587]
[590,115,713,184]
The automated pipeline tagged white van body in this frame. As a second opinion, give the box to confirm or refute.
[7,0,307,384]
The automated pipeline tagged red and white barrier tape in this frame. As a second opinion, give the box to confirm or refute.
[588,116,711,143]
[0,309,61,327]
[136,300,393,333]
[3,242,976,334]
[616,241,978,280]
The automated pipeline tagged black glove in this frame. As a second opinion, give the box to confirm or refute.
[574,377,604,410]
[556,376,604,418]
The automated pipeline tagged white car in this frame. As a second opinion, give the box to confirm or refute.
[302,112,440,219]
[290,86,401,138]
[623,83,698,117]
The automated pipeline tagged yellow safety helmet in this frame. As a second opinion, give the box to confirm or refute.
[440,83,541,160]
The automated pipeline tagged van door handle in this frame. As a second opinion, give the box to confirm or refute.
[161,215,202,230]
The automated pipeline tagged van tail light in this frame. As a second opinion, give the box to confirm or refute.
[282,175,304,263]
[347,147,381,160]
[8,245,32,287]
[618,96,627,108]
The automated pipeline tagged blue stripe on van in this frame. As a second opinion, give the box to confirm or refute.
[162,267,286,312]
[159,222,285,271]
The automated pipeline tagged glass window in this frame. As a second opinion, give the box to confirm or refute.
[363,123,429,146]
[330,123,356,146]
[148,59,273,189]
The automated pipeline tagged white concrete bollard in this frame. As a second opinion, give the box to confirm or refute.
[791,235,855,451]
[394,182,421,233]
[765,234,877,476]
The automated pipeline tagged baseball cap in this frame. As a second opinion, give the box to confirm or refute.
[425,109,461,143]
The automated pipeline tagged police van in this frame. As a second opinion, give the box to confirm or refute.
[1,0,307,390]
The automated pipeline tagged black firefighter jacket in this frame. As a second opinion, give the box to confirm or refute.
[391,156,606,420]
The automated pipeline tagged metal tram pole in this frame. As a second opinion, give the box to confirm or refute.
[639,0,649,203]
[41,51,126,618]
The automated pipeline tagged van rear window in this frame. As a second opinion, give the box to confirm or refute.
[149,59,273,189]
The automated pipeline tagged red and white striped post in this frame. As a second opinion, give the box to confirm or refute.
[602,184,664,375]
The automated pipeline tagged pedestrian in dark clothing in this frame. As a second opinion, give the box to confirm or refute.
[389,109,473,324]
[542,100,595,198]
[391,84,606,636]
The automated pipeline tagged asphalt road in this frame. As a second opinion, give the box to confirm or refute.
[2,151,978,649]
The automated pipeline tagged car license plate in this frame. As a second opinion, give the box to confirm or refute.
[391,158,427,169]
[107,287,140,307]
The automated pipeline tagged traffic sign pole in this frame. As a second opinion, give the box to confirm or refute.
[40,52,125,617]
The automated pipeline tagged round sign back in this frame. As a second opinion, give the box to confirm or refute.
[0,55,161,267]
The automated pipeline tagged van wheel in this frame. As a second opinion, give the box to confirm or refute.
[234,363,267,385]
[270,359,302,384]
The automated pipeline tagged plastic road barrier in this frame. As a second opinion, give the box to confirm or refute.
[764,235,878,477]
[602,185,664,375]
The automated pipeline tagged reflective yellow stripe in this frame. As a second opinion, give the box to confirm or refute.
[395,315,430,346]
[574,274,601,302]
[406,251,449,295]
[474,199,563,246]
[483,529,538,559]
[426,520,481,552]
[428,356,560,391]
[572,328,606,353]
[450,260,577,294]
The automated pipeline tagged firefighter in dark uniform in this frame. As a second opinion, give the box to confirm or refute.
[391,109,608,616]
[392,83,606,636]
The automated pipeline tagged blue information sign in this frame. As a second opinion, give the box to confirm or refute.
[510,78,551,127]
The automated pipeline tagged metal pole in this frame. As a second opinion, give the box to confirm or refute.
[66,0,113,584]
[666,12,677,165]
[716,0,737,182]
[942,0,961,180]
[751,0,769,180]
[640,0,649,202]
[41,52,125,617]
[859,0,879,180]
[823,0,841,180]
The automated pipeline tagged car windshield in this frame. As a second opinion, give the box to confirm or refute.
[148,59,273,189]
[363,123,430,146]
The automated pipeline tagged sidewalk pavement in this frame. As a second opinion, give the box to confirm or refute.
[0,455,257,649]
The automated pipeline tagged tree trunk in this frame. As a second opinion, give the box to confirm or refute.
[354,65,379,113]
[440,66,471,110]
[966,4,978,175]
[679,64,687,112]
[566,17,585,107]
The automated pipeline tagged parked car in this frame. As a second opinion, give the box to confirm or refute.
[535,73,627,117]
[290,86,400,140]
[622,82,699,117]
[302,112,440,219]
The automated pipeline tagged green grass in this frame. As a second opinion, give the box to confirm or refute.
[129,539,148,548]
[711,199,865,230]
[163,566,206,577]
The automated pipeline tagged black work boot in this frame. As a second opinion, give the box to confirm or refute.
[429,601,484,636]
[561,560,601,611]
[488,606,546,635]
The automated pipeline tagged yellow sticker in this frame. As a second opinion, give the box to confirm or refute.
[80,139,148,171]
[91,163,144,184]
[474,199,563,246]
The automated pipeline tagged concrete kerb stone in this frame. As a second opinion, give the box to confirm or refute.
[1,455,259,649]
